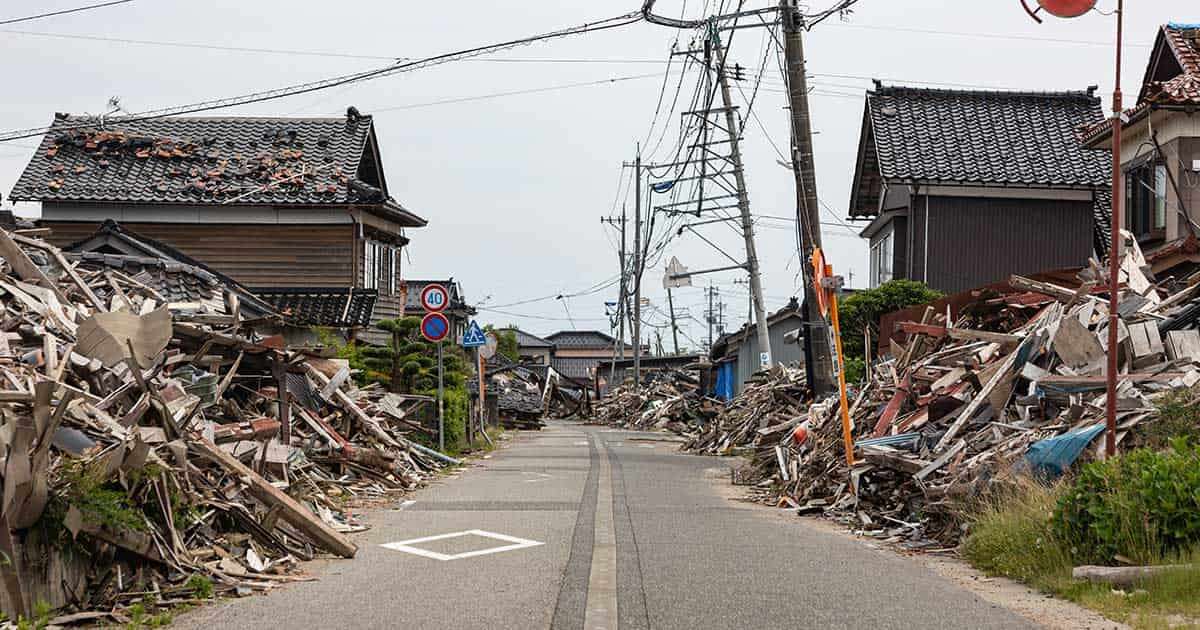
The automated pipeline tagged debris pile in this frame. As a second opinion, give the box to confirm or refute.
[0,229,449,622]
[590,370,714,434]
[683,366,810,456]
[724,247,1200,547]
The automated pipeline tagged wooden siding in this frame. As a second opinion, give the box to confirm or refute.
[923,196,1094,293]
[42,221,355,287]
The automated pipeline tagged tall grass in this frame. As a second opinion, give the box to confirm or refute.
[961,478,1074,587]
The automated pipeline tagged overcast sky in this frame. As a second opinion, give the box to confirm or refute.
[0,0,1188,347]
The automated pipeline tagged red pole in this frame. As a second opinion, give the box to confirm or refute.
[1105,0,1124,458]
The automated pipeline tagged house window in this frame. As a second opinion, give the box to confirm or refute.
[870,226,894,288]
[362,239,398,295]
[1125,162,1167,241]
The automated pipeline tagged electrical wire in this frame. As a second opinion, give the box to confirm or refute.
[0,0,132,26]
[0,11,644,142]
[356,72,679,113]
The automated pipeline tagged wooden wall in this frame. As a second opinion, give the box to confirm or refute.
[922,196,1094,293]
[43,221,356,288]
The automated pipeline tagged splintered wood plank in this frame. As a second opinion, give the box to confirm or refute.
[1165,330,1200,362]
[1052,316,1104,370]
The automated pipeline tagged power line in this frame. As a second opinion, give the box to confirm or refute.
[0,11,644,142]
[0,28,672,64]
[823,21,1152,48]
[0,0,133,27]
[357,72,684,113]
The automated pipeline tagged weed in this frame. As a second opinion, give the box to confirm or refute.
[1142,387,1200,449]
[962,478,1074,586]
[186,573,214,599]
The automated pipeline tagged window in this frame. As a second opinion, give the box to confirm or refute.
[362,239,398,295]
[870,227,894,288]
[1125,162,1167,241]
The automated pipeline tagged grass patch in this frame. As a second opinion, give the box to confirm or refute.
[963,476,1200,629]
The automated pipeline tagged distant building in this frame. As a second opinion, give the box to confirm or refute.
[400,279,475,343]
[543,330,639,394]
[848,84,1111,293]
[509,328,555,365]
[709,300,806,399]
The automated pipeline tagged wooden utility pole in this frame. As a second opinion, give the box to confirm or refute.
[712,32,773,370]
[780,0,835,395]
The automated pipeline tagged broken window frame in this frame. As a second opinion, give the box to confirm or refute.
[1124,161,1168,242]
[361,238,397,296]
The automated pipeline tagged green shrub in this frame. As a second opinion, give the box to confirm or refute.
[1054,442,1200,565]
[1143,387,1200,449]
[962,479,1073,585]
[839,280,942,360]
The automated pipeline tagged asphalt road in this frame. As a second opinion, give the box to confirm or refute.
[174,422,1036,630]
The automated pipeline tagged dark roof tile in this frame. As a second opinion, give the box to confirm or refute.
[852,86,1110,217]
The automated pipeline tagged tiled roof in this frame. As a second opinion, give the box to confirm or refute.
[9,110,425,226]
[1165,23,1200,75]
[253,287,377,328]
[1084,24,1200,145]
[1093,190,1112,260]
[545,330,615,348]
[511,328,554,348]
[851,85,1109,216]
[551,357,599,381]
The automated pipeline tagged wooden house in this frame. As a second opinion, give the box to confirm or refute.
[8,108,425,343]
[848,84,1111,293]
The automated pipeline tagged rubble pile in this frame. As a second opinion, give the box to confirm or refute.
[0,229,450,622]
[730,248,1200,547]
[682,366,809,456]
[590,370,714,434]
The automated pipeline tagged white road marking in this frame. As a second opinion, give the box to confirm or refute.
[380,529,543,561]
[584,438,617,629]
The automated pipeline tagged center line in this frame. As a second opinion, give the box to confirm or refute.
[584,437,618,630]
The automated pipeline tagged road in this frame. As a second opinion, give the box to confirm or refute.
[175,422,1035,630]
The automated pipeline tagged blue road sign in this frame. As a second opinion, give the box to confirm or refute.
[461,320,486,347]
[421,312,450,342]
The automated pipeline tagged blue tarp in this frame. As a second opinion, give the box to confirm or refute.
[1021,423,1105,479]
[714,361,735,401]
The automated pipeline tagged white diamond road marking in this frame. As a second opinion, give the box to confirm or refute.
[380,529,544,561]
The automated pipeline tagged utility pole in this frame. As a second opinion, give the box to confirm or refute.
[666,286,680,355]
[632,148,643,389]
[601,208,629,389]
[706,283,715,351]
[712,31,773,370]
[780,0,835,395]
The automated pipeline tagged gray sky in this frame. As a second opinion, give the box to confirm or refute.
[0,0,1188,346]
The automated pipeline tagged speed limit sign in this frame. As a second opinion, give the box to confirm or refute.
[420,284,449,312]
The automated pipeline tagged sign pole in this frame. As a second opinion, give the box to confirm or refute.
[437,340,445,452]
[478,347,486,434]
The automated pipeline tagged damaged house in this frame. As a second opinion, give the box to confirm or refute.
[8,108,426,344]
[1081,22,1200,278]
[848,83,1111,292]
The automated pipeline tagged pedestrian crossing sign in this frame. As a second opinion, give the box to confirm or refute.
[462,320,487,348]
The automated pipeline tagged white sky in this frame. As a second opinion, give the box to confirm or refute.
[0,0,1189,349]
